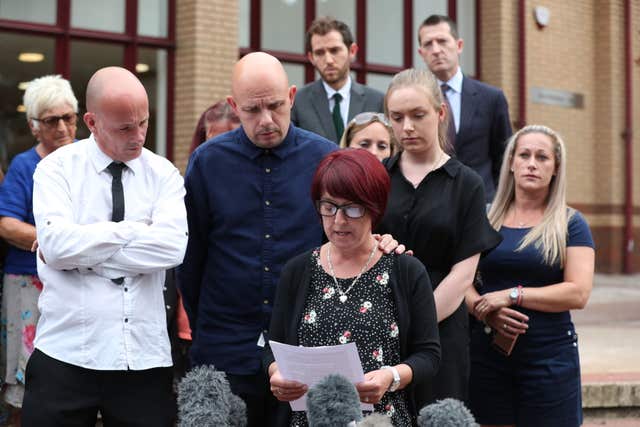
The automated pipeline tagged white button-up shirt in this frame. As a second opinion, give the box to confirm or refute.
[32,135,188,370]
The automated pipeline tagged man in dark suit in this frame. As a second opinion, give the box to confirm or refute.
[419,15,512,202]
[292,17,384,143]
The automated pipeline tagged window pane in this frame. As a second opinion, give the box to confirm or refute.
[366,0,403,67]
[71,0,125,33]
[316,0,356,38]
[366,73,393,95]
[137,48,168,156]
[283,63,304,89]
[457,0,476,76]
[413,0,447,68]
[239,0,250,48]
[261,0,304,54]
[69,41,125,141]
[0,0,56,25]
[0,32,55,170]
[138,0,168,38]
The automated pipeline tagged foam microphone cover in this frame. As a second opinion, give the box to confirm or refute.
[306,374,363,427]
[357,412,393,426]
[177,364,247,427]
[416,398,478,427]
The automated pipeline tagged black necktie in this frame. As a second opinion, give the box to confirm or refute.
[332,93,344,140]
[107,162,126,284]
[441,84,457,152]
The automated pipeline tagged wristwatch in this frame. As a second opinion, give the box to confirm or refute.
[509,287,519,305]
[381,365,401,392]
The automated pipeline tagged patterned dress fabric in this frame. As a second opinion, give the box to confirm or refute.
[289,249,411,427]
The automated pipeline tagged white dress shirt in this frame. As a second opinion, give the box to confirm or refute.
[323,76,352,128]
[438,67,463,133]
[32,135,188,370]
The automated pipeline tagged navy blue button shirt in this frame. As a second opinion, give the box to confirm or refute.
[179,125,336,375]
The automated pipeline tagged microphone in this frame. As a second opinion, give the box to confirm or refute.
[177,364,247,427]
[306,374,363,427]
[416,398,478,427]
[356,413,393,426]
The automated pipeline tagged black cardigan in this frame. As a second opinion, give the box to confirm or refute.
[263,249,441,424]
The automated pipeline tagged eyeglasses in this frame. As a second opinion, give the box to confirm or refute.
[32,113,77,129]
[349,112,389,127]
[316,200,366,219]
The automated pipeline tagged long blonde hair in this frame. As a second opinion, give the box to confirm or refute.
[488,125,574,266]
[384,68,452,154]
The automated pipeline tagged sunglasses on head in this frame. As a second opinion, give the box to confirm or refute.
[349,112,389,127]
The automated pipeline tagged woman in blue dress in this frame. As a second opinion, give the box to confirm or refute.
[468,125,595,427]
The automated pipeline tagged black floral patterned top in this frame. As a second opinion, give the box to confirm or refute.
[289,248,411,427]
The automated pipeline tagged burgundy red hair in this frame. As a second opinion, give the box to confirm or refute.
[311,149,390,228]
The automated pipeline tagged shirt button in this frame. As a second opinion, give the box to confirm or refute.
[166,305,171,310]
[88,267,93,271]
[265,234,271,239]
[124,318,129,323]
[263,299,269,305]
[124,287,128,292]
[264,266,270,272]
[265,168,271,173]
[265,200,271,206]
[47,221,51,225]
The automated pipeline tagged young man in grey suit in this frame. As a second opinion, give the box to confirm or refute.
[291,17,384,143]
[419,15,513,202]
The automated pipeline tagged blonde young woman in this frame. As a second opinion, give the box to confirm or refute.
[376,68,501,408]
[339,112,396,161]
[468,125,595,427]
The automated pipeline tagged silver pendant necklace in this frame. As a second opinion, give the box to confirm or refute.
[326,242,377,303]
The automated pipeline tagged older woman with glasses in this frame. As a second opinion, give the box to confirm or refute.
[265,149,440,426]
[339,112,396,161]
[0,75,78,416]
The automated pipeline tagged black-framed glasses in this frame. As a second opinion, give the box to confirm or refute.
[349,112,389,127]
[32,113,78,128]
[316,200,366,219]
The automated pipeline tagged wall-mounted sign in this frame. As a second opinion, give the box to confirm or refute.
[531,87,584,109]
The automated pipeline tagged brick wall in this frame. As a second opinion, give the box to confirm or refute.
[174,0,238,172]
[479,0,640,272]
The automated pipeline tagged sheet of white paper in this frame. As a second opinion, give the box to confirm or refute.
[269,340,374,412]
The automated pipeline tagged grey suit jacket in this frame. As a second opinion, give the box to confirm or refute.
[291,79,384,143]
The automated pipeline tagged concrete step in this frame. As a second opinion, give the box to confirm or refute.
[582,373,640,425]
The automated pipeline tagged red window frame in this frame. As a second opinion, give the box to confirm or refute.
[239,0,481,84]
[0,0,176,160]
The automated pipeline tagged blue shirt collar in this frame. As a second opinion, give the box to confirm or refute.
[236,124,298,160]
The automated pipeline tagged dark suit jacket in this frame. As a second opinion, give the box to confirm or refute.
[291,79,384,143]
[455,76,512,202]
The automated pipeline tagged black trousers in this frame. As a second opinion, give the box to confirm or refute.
[22,349,176,427]
[226,372,279,427]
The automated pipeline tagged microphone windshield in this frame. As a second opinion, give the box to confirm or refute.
[357,412,393,426]
[177,364,246,427]
[416,398,478,427]
[306,374,363,427]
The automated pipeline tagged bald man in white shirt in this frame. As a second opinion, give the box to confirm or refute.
[22,67,188,427]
